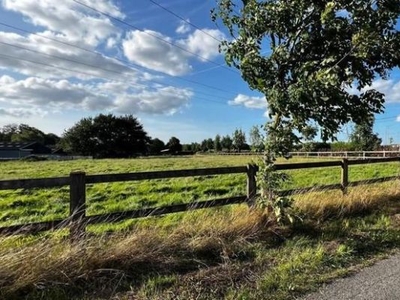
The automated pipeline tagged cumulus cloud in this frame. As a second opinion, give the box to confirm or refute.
[2,0,122,47]
[122,28,225,75]
[228,94,267,109]
[184,29,225,61]
[0,76,193,115]
[0,31,143,81]
[122,30,192,76]
[176,20,191,34]
[348,79,400,103]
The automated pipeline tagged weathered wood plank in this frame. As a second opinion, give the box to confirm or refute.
[85,166,247,184]
[0,219,67,235]
[274,161,342,170]
[0,177,70,190]
[86,195,248,225]
[348,157,400,165]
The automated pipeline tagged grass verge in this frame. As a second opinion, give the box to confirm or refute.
[2,181,400,299]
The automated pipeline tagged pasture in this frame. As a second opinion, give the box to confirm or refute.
[1,154,400,229]
[2,155,400,299]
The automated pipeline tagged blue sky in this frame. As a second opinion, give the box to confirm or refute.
[0,0,399,144]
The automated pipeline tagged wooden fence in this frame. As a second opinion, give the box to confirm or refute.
[0,157,400,239]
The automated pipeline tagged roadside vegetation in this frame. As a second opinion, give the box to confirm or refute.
[1,156,400,299]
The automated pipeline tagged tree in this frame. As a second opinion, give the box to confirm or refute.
[44,133,60,146]
[10,124,46,144]
[214,134,222,152]
[167,137,182,153]
[221,135,233,151]
[206,138,214,151]
[350,118,381,151]
[148,138,165,155]
[213,1,400,222]
[0,124,17,142]
[232,128,246,152]
[213,1,400,148]
[62,114,149,158]
[200,139,209,152]
[249,125,264,152]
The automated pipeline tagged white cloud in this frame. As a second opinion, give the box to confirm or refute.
[228,94,267,109]
[114,86,193,115]
[184,29,225,61]
[122,28,225,76]
[122,30,192,76]
[0,31,142,81]
[349,79,400,103]
[0,76,193,115]
[176,20,191,34]
[0,107,47,118]
[2,0,122,47]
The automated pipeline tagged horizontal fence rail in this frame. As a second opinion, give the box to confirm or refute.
[1,157,400,238]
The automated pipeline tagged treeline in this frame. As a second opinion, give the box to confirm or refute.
[0,114,185,159]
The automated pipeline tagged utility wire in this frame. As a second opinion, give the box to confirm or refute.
[0,41,233,101]
[71,0,238,74]
[148,0,222,42]
[0,52,229,105]
[0,22,237,96]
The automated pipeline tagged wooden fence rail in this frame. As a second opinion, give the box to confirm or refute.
[1,157,400,239]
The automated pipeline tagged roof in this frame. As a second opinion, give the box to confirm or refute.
[0,142,37,150]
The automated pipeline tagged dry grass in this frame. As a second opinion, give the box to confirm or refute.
[295,180,400,220]
[2,181,400,299]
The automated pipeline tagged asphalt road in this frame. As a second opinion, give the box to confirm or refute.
[300,254,400,300]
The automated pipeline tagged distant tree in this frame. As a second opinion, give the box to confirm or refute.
[44,133,60,146]
[214,134,222,152]
[350,118,381,151]
[10,124,46,144]
[206,138,214,151]
[0,124,18,142]
[62,114,149,158]
[148,138,165,155]
[301,125,318,151]
[232,128,246,152]
[191,142,201,152]
[200,139,208,152]
[221,135,233,151]
[167,136,182,153]
[249,125,264,152]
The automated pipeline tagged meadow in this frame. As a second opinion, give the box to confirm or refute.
[1,154,400,228]
[2,155,400,299]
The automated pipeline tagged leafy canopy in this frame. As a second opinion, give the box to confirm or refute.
[62,114,149,158]
[213,0,400,146]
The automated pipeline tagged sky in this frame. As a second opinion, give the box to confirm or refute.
[0,0,399,144]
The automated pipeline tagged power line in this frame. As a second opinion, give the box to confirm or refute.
[0,52,229,105]
[0,22,238,96]
[71,0,238,74]
[0,40,234,101]
[148,0,222,42]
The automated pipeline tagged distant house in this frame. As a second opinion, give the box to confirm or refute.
[0,142,52,159]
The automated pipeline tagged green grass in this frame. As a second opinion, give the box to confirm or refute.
[1,155,400,228]
[2,155,400,299]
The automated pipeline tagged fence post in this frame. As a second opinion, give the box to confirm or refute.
[70,171,86,242]
[246,164,257,207]
[341,159,349,195]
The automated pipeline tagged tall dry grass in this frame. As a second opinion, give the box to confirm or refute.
[1,180,400,299]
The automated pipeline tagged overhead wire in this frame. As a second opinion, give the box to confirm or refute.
[71,0,239,75]
[0,22,238,96]
[147,0,222,42]
[0,52,229,105]
[0,41,235,102]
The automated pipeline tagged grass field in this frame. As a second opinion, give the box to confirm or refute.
[1,154,400,228]
[2,155,400,299]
